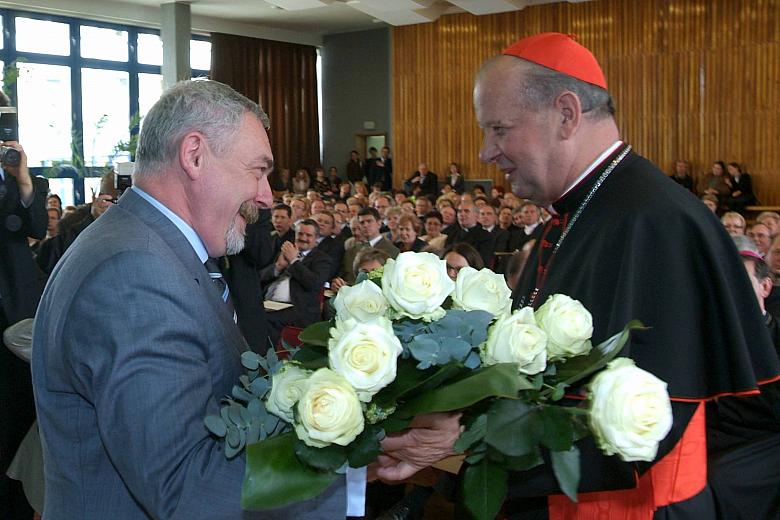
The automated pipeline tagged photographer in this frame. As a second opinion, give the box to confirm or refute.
[0,127,48,517]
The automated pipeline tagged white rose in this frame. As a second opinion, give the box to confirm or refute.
[265,363,311,423]
[588,358,673,462]
[332,280,388,323]
[482,307,547,375]
[381,251,454,321]
[329,317,403,401]
[452,266,512,317]
[534,294,593,361]
[295,368,365,448]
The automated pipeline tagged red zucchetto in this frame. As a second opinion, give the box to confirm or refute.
[503,32,607,90]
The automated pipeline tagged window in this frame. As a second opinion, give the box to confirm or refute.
[80,26,128,62]
[0,10,211,203]
[16,63,72,166]
[15,17,69,55]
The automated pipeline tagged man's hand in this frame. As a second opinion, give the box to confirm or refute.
[2,141,33,203]
[330,277,347,293]
[280,241,299,263]
[373,412,462,482]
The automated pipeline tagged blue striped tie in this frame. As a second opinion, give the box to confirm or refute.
[204,257,237,323]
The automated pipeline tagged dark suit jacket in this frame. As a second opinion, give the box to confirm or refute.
[260,248,334,326]
[407,171,438,196]
[316,235,345,279]
[0,174,48,325]
[224,211,272,353]
[32,188,345,518]
[445,173,465,194]
[445,224,496,267]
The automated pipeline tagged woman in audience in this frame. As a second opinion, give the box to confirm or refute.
[328,167,342,193]
[393,190,407,206]
[757,211,780,238]
[441,242,484,281]
[384,206,403,243]
[337,181,352,202]
[698,160,731,205]
[353,181,369,200]
[721,212,747,236]
[421,211,447,255]
[701,194,719,213]
[725,162,756,212]
[395,214,426,253]
[291,167,310,195]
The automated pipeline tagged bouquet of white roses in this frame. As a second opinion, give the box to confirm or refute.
[205,252,672,518]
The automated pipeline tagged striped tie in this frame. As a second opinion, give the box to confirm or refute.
[204,257,237,323]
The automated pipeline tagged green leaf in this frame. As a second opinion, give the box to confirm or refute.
[204,415,227,438]
[485,399,541,457]
[373,360,465,410]
[347,424,383,468]
[454,413,487,453]
[291,346,329,370]
[241,351,262,371]
[396,363,532,419]
[550,321,644,389]
[538,406,576,452]
[376,416,411,434]
[243,433,338,510]
[297,321,332,347]
[294,440,348,472]
[551,446,580,502]
[461,456,507,520]
[500,448,544,472]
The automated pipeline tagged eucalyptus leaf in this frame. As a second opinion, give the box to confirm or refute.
[551,446,580,502]
[226,426,241,448]
[232,385,254,402]
[551,382,568,401]
[294,441,348,471]
[297,321,332,347]
[242,433,337,510]
[485,399,541,457]
[249,377,270,397]
[396,363,531,418]
[461,456,507,520]
[246,419,261,444]
[464,351,481,369]
[228,405,246,428]
[204,415,227,438]
[408,336,441,369]
[225,439,241,459]
[247,398,265,419]
[241,351,262,371]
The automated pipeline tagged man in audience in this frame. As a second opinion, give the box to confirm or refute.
[406,163,438,197]
[338,207,399,284]
[756,211,780,238]
[0,138,47,519]
[270,203,295,262]
[376,146,393,191]
[290,196,308,223]
[748,221,772,256]
[364,146,379,185]
[373,193,393,230]
[415,195,432,218]
[445,200,495,266]
[312,210,344,278]
[346,150,363,183]
[261,218,334,346]
[670,159,694,193]
[32,80,345,518]
[374,32,780,518]
[440,205,457,235]
[310,199,325,215]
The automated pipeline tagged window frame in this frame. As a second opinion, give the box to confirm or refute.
[0,9,210,203]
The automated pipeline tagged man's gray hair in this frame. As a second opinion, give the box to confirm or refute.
[134,80,270,177]
[516,60,615,119]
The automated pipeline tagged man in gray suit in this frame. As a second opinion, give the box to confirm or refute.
[32,80,344,519]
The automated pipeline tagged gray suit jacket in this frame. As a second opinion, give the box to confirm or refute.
[32,189,344,519]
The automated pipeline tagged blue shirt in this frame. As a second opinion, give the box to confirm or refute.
[131,186,209,263]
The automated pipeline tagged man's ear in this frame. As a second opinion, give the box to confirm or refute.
[555,91,582,139]
[179,131,207,181]
[760,276,773,300]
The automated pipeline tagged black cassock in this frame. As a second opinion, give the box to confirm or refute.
[499,145,780,519]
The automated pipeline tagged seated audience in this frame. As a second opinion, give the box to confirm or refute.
[444,162,465,194]
[415,196,432,218]
[405,163,438,197]
[312,211,344,279]
[269,203,295,264]
[701,193,719,213]
[698,160,731,205]
[261,219,334,347]
[756,211,780,238]
[311,167,331,196]
[725,162,756,212]
[384,206,403,242]
[748,222,772,256]
[291,167,310,195]
[670,159,694,193]
[721,211,746,236]
[421,211,447,256]
[395,214,426,253]
[441,242,484,281]
[327,166,341,193]
[445,200,495,267]
[290,196,309,223]
[498,206,514,231]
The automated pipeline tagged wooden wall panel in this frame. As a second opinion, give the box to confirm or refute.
[392,0,780,204]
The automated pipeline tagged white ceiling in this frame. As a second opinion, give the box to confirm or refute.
[2,0,589,45]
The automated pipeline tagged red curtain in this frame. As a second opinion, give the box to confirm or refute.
[210,33,320,172]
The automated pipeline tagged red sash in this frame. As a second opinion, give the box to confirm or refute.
[547,402,707,520]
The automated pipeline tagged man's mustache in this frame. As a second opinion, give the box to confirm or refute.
[239,201,259,224]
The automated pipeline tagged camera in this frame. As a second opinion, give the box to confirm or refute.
[0,146,21,166]
[0,107,20,166]
[115,162,134,194]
